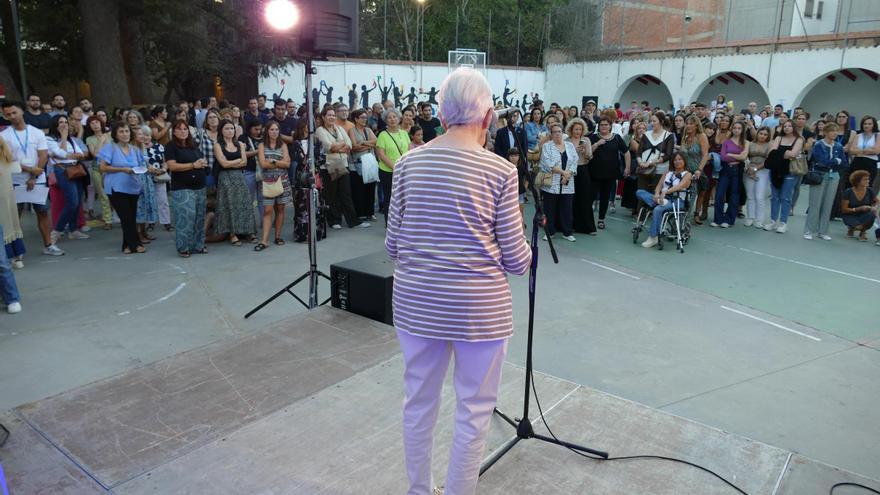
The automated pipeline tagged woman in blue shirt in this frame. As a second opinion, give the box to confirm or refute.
[98,122,145,254]
[524,107,547,152]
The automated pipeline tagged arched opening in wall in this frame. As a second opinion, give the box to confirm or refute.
[614,75,674,113]
[795,68,880,122]
[692,72,770,112]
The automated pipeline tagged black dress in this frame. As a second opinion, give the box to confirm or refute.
[573,160,596,234]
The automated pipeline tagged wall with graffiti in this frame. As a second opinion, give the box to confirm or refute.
[258,58,546,113]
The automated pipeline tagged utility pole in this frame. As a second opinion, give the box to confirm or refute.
[10,0,26,96]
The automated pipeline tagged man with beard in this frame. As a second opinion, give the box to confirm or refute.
[49,93,67,117]
[23,94,51,133]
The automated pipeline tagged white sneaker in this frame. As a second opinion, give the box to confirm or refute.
[357,222,371,228]
[753,222,764,229]
[331,224,342,230]
[710,222,719,227]
[775,223,788,233]
[79,225,92,233]
[68,230,90,240]
[7,301,21,314]
[50,230,61,245]
[803,232,814,240]
[875,240,880,246]
[371,215,377,220]
[563,235,576,242]
[819,234,832,241]
[641,236,658,248]
[720,222,730,228]
[610,205,616,213]
[763,221,776,231]
[743,219,754,227]
[42,244,65,256]
[12,259,23,269]
[542,234,555,241]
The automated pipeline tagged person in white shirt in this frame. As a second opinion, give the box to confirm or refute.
[0,101,63,256]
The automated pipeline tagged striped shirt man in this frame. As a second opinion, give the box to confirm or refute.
[385,146,532,342]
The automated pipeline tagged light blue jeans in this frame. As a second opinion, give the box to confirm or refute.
[770,175,798,224]
[0,225,21,304]
[636,190,684,236]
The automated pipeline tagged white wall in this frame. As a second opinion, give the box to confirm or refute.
[544,46,880,118]
[790,0,840,36]
[258,59,545,112]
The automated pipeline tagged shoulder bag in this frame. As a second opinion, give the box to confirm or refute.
[325,126,350,181]
[790,151,808,176]
[64,140,88,180]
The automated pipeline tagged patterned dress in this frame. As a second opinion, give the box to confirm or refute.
[261,144,292,206]
[136,148,157,223]
[215,143,256,235]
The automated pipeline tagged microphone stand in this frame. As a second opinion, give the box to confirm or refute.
[245,56,330,317]
[479,181,609,476]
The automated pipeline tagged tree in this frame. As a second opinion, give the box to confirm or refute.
[78,0,131,108]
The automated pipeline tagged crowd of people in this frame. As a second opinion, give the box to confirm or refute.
[1,87,878,315]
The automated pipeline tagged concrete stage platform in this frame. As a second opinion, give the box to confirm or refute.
[2,308,878,494]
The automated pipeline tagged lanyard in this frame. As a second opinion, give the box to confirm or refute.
[12,127,28,158]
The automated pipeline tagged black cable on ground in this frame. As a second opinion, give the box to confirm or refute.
[527,368,749,494]
[829,482,880,495]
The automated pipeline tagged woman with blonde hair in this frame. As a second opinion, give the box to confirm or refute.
[0,138,25,269]
[567,118,595,234]
[680,114,708,221]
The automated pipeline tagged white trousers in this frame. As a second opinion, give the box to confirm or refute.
[397,330,508,495]
[745,168,770,224]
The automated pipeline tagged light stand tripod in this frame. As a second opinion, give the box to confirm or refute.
[245,57,330,317]
[479,182,609,476]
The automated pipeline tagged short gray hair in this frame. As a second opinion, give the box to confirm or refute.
[438,67,493,127]
[382,108,401,122]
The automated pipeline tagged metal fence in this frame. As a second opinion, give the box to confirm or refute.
[548,0,880,61]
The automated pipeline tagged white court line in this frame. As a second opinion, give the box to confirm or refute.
[721,305,821,342]
[580,258,641,280]
[483,384,581,462]
[771,453,793,495]
[117,283,187,316]
[718,242,880,286]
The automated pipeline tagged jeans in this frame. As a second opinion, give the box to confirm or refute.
[53,168,83,233]
[397,330,508,495]
[744,169,770,224]
[714,163,740,225]
[636,190,683,236]
[0,225,21,304]
[542,191,573,236]
[770,175,797,224]
[709,152,722,178]
[805,174,840,235]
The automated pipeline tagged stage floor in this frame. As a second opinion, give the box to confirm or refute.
[2,308,877,494]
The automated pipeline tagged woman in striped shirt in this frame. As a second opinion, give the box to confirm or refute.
[386,67,531,495]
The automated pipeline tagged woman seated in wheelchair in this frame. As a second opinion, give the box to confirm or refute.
[636,151,692,248]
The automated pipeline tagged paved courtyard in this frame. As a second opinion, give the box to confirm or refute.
[2,191,878,481]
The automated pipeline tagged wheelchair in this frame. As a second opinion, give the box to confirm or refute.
[631,184,694,253]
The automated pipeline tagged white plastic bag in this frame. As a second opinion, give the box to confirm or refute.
[359,153,380,184]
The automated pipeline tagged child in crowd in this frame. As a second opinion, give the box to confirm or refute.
[508,147,529,231]
[408,126,424,149]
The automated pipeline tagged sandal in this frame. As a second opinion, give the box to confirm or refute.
[122,248,132,255]
[274,238,285,246]
[139,237,152,244]
[249,235,259,244]
[597,220,605,230]
[194,247,208,254]
[135,246,147,254]
[254,242,268,252]
[143,233,156,241]
[178,251,191,258]
[230,236,242,247]
[859,232,868,242]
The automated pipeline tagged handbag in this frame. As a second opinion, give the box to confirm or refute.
[802,167,825,186]
[326,152,349,181]
[65,162,88,180]
[359,153,380,184]
[534,171,553,188]
[262,177,283,198]
[527,147,541,162]
[153,171,171,183]
[790,152,809,176]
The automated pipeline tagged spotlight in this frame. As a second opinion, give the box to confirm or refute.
[265,0,299,31]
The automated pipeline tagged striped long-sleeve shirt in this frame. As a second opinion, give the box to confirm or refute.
[385,146,532,342]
